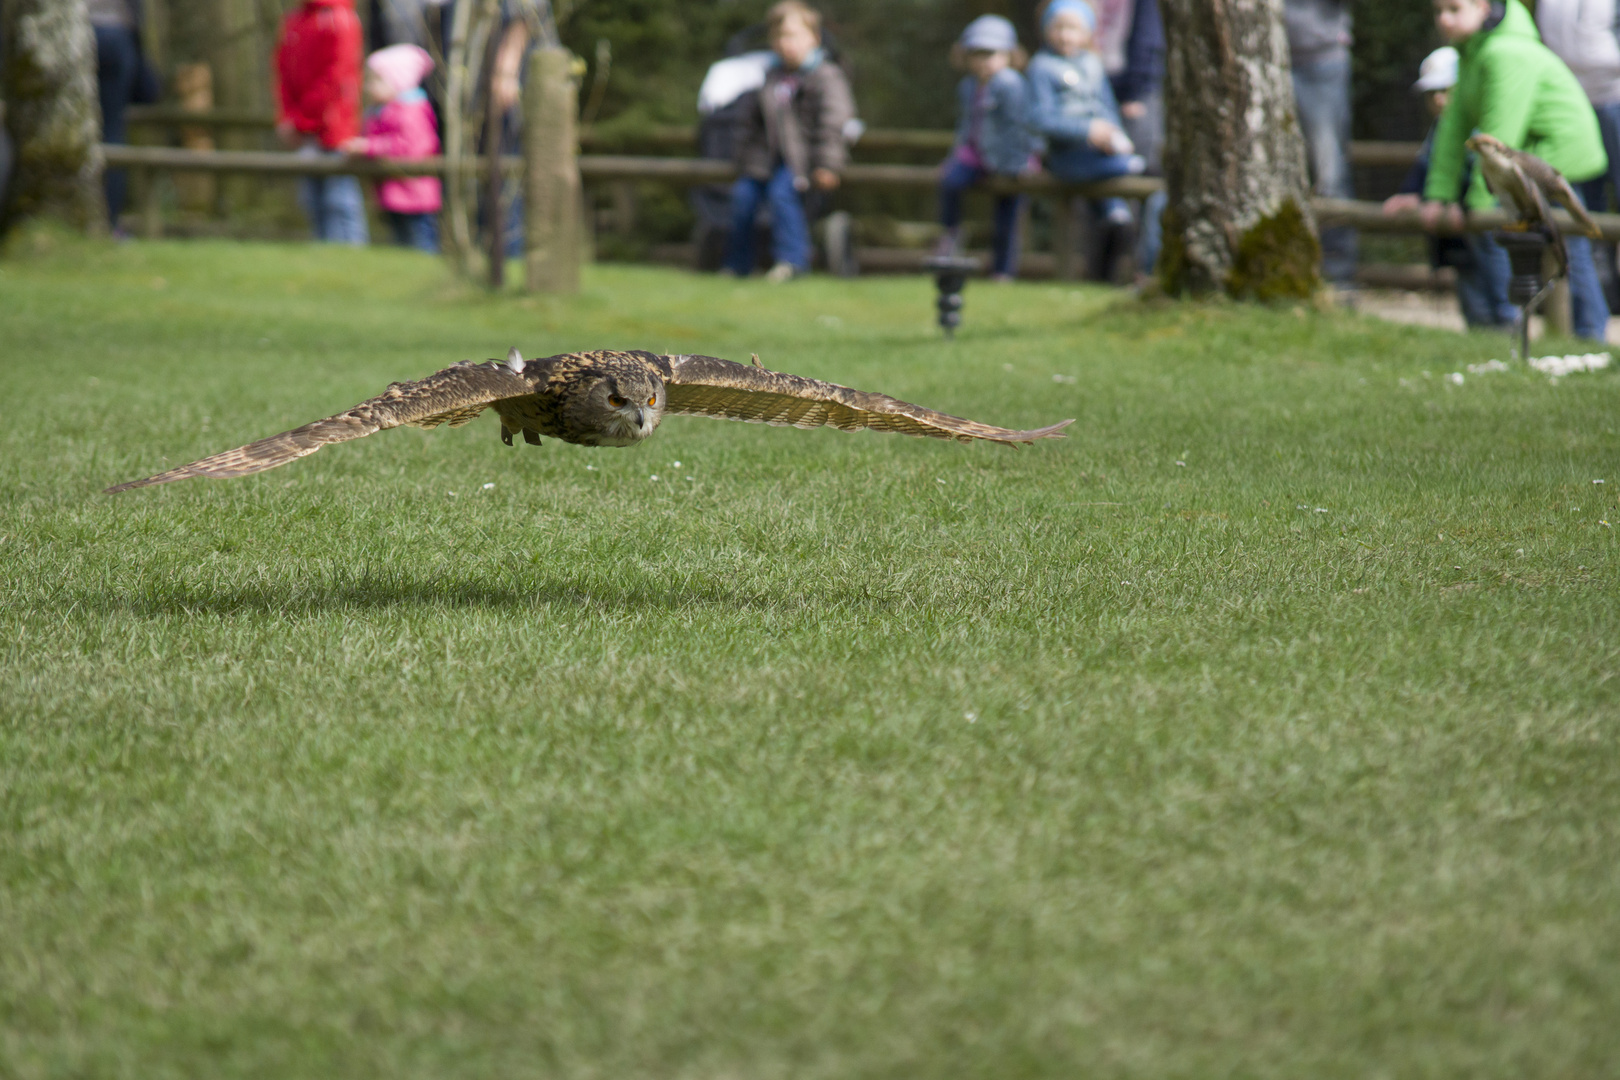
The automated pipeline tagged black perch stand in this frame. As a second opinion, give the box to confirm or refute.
[926,254,982,338]
[1494,229,1555,363]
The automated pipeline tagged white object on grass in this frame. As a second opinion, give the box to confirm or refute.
[1528,352,1611,376]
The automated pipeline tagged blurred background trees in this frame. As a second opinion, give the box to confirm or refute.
[127,0,1441,136]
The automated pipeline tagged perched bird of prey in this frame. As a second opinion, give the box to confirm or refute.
[105,349,1071,493]
[1466,133,1602,274]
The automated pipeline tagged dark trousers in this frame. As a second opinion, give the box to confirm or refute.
[939,157,1023,277]
[386,211,440,253]
[95,24,140,228]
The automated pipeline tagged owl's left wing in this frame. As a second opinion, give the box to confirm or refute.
[104,360,535,493]
[657,353,1072,445]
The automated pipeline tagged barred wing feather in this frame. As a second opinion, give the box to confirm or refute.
[661,354,1072,444]
[104,361,533,493]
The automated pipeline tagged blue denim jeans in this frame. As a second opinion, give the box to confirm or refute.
[1045,140,1136,222]
[95,24,140,228]
[1137,188,1167,276]
[386,211,440,254]
[727,163,811,274]
[296,142,369,245]
[1567,234,1610,341]
[939,158,1023,277]
[1580,100,1620,317]
[1452,233,1517,329]
[1580,100,1620,214]
[1291,50,1357,287]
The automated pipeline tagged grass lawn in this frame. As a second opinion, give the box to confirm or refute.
[2,237,1618,1078]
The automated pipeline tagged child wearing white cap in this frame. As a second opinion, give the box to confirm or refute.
[1382,46,1516,328]
[936,15,1039,280]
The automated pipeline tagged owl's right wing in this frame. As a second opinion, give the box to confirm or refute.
[105,360,535,493]
[658,353,1072,445]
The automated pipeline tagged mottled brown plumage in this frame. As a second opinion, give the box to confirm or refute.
[105,349,1072,493]
[1466,133,1602,276]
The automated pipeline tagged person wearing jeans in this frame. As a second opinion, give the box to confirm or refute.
[1422,0,1609,343]
[936,16,1037,280]
[1285,0,1356,291]
[275,0,370,245]
[726,2,855,280]
[1537,0,1620,313]
[728,162,813,274]
[1028,2,1145,232]
[88,0,151,231]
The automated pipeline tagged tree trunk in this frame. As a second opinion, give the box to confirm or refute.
[1157,0,1319,299]
[523,46,581,293]
[0,0,105,236]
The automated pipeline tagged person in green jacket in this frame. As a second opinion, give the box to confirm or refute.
[1421,0,1610,340]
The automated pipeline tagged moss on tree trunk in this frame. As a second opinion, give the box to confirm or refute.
[1158,0,1320,300]
[1,0,104,237]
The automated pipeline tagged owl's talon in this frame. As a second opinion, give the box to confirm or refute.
[523,429,542,446]
[500,427,514,446]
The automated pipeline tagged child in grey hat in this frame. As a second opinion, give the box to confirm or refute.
[937,15,1040,280]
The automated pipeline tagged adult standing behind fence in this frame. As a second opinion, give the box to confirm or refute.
[725,1,855,282]
[1284,0,1356,298]
[89,0,159,235]
[275,0,369,245]
[1535,0,1620,309]
[1092,0,1164,278]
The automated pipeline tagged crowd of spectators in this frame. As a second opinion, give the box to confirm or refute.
[66,0,1620,342]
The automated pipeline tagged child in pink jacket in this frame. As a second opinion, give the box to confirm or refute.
[343,44,441,252]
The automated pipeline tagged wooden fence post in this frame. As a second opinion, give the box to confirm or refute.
[1053,196,1079,281]
[139,167,162,238]
[522,46,582,293]
[1544,249,1572,338]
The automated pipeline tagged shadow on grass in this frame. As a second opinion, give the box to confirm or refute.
[74,571,853,619]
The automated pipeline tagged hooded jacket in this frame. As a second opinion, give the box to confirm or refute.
[1424,0,1607,207]
[275,0,363,148]
[735,53,856,183]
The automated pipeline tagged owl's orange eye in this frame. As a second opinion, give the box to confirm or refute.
[608,394,627,408]
[647,396,656,406]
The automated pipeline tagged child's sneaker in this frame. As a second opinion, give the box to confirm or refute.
[764,262,799,283]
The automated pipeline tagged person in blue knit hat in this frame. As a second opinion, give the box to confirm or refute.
[1028,0,1145,271]
[935,15,1040,280]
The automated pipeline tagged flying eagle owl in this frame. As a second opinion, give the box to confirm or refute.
[1466,133,1602,274]
[105,349,1072,493]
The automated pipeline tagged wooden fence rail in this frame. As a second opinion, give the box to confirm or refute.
[101,144,1620,282]
[125,107,1425,165]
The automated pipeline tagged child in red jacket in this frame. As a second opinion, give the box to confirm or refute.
[343,45,442,253]
[274,0,368,244]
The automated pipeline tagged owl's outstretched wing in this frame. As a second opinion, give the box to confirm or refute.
[658,354,1072,445]
[105,360,534,493]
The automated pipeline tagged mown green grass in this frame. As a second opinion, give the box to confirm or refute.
[2,238,1618,1079]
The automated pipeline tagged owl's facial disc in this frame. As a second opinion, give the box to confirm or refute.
[593,374,664,446]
